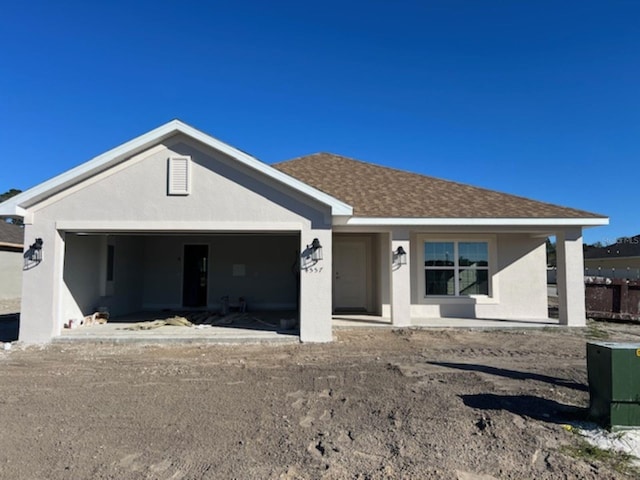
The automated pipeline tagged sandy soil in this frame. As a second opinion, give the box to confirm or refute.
[1,320,640,479]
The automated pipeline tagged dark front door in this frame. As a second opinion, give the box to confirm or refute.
[183,245,208,307]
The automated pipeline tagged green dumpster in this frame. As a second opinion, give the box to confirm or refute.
[587,342,640,429]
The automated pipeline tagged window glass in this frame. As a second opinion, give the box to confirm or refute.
[424,242,454,266]
[458,268,489,295]
[426,270,455,295]
[424,240,490,296]
[458,242,488,267]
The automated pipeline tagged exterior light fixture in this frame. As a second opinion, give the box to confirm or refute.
[24,238,44,269]
[309,238,323,262]
[393,246,407,266]
[29,238,44,262]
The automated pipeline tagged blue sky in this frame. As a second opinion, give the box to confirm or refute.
[1,1,638,244]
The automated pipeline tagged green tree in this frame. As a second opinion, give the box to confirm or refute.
[0,188,21,202]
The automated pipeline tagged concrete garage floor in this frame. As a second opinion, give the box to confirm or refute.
[57,310,300,344]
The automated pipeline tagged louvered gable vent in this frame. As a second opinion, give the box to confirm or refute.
[168,156,191,195]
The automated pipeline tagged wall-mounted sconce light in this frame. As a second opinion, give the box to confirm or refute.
[23,238,44,270]
[300,238,324,271]
[309,238,323,262]
[29,238,43,262]
[393,246,407,266]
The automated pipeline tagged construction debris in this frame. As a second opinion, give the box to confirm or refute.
[122,316,193,331]
[68,309,295,332]
[65,311,109,329]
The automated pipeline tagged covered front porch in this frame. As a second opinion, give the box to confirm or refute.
[332,225,588,328]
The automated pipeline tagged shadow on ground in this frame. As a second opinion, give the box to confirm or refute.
[429,361,588,392]
[0,314,19,342]
[461,393,587,424]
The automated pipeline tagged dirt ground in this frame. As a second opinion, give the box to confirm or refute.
[1,309,640,479]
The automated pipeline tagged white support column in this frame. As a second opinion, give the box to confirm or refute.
[299,228,333,342]
[19,224,66,342]
[379,232,392,318]
[556,227,586,326]
[391,229,411,327]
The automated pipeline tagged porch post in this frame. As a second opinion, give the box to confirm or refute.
[299,228,333,342]
[391,229,411,327]
[19,225,66,342]
[556,227,586,326]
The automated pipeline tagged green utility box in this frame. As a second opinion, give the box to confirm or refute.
[587,342,640,429]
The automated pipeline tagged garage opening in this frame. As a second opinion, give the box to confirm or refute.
[61,232,300,335]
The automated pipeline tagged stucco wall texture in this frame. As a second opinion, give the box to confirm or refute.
[0,249,22,299]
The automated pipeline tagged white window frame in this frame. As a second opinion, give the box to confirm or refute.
[168,156,192,195]
[418,235,496,299]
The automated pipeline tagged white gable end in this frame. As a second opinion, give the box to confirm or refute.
[0,120,352,217]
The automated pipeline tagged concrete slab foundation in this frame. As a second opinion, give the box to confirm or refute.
[332,315,560,329]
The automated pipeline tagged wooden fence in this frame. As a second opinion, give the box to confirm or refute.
[585,278,640,321]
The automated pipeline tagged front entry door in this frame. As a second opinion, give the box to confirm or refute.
[183,245,208,307]
[333,239,368,311]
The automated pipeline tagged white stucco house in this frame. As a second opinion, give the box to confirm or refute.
[0,221,24,300]
[0,120,608,343]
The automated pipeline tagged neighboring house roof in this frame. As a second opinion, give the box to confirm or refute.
[584,235,640,259]
[274,153,607,222]
[0,120,352,218]
[0,221,24,248]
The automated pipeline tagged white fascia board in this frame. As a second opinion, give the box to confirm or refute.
[0,201,25,217]
[344,217,610,227]
[0,120,353,217]
[0,242,23,249]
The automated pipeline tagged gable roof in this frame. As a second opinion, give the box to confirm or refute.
[0,121,352,218]
[0,222,24,248]
[273,153,608,225]
[584,235,640,259]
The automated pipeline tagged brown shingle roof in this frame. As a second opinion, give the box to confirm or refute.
[273,153,605,219]
[0,221,24,246]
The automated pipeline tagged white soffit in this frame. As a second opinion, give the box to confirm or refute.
[0,120,353,217]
